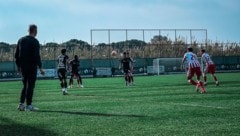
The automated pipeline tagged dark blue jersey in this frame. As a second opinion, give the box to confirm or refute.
[69,59,80,72]
[121,58,132,70]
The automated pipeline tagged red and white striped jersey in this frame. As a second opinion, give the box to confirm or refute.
[201,53,214,65]
[183,52,200,68]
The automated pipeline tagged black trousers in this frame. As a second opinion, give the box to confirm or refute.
[20,66,37,105]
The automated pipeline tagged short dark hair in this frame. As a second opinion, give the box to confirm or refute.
[61,49,66,54]
[29,24,37,34]
[74,55,78,60]
[201,49,206,53]
[188,47,193,52]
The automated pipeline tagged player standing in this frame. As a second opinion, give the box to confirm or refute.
[201,49,219,86]
[15,24,45,111]
[68,55,83,88]
[181,47,206,93]
[120,52,133,86]
[57,49,69,95]
[126,51,134,85]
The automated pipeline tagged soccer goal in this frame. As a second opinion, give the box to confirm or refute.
[148,57,204,75]
[147,58,165,75]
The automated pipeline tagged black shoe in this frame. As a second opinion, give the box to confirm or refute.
[63,91,68,95]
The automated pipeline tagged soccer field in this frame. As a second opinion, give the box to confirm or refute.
[0,73,240,136]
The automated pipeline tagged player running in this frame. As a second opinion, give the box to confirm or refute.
[68,55,83,88]
[181,47,206,93]
[201,49,219,86]
[57,49,69,95]
[120,52,133,86]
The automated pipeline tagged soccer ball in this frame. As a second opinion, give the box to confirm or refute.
[111,50,117,56]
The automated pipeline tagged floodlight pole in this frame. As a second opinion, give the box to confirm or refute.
[108,29,112,68]
[190,29,192,45]
[90,29,94,71]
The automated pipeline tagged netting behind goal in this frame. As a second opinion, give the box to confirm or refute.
[148,57,203,75]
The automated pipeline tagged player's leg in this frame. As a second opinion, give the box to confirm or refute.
[69,73,73,88]
[127,70,131,85]
[124,74,128,86]
[124,69,129,86]
[203,65,208,86]
[130,68,134,85]
[196,68,206,93]
[187,68,197,86]
[75,73,80,88]
[18,73,27,111]
[212,73,219,86]
[63,70,68,95]
[58,70,64,91]
[77,73,84,88]
[25,72,38,111]
[58,69,67,95]
[210,65,219,86]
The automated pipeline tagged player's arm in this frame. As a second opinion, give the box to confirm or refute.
[130,58,134,67]
[66,57,70,71]
[34,41,44,75]
[181,57,186,71]
[14,42,21,73]
[119,60,123,70]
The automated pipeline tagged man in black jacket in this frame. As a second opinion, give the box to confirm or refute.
[15,24,45,111]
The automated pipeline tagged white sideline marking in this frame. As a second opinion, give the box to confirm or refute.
[170,103,229,109]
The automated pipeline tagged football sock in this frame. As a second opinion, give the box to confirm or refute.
[60,82,64,88]
[189,79,197,86]
[213,76,218,82]
[204,76,207,82]
[125,75,128,82]
[64,82,67,88]
[79,76,82,84]
[131,76,134,82]
[198,81,206,93]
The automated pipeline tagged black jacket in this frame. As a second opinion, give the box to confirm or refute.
[15,35,42,69]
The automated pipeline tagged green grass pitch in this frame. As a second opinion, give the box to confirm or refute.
[0,73,240,136]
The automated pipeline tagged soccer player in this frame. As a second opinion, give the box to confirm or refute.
[68,55,83,88]
[57,49,69,95]
[126,51,135,85]
[201,49,219,86]
[15,24,45,111]
[119,52,133,86]
[181,47,206,93]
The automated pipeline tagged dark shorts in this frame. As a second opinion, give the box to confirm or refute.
[71,71,80,77]
[123,69,131,75]
[187,67,202,79]
[58,68,67,80]
[204,64,216,74]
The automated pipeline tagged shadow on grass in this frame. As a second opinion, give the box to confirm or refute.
[38,110,147,118]
[0,117,58,136]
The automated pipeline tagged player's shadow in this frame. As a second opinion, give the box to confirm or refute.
[0,116,58,136]
[38,110,147,118]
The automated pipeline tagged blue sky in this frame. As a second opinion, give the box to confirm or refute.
[0,0,239,44]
